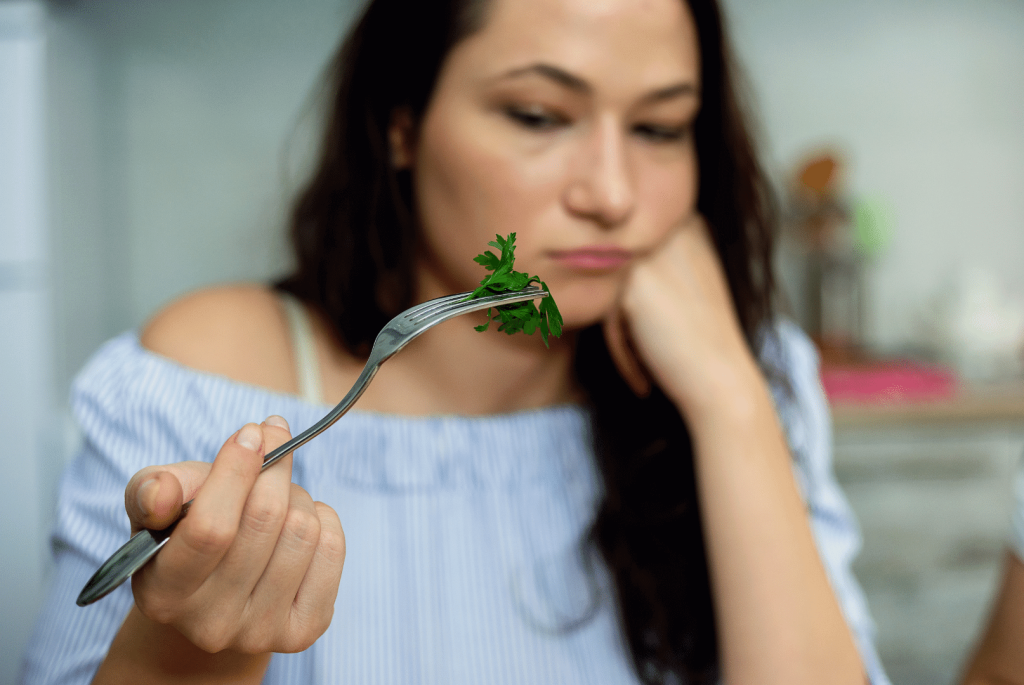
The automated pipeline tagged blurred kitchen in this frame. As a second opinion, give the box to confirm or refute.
[1,0,1022,683]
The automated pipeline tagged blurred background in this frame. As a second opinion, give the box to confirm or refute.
[1,0,1023,683]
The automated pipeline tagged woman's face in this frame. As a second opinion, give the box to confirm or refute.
[403,0,702,329]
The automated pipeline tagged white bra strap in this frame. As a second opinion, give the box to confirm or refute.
[280,293,324,405]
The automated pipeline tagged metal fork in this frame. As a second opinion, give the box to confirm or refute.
[76,285,547,606]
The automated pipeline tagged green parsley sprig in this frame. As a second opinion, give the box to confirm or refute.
[469,233,563,347]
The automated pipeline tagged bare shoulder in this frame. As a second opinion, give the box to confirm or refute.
[140,284,297,394]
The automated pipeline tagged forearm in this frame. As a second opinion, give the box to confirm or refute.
[683,367,863,685]
[92,606,271,685]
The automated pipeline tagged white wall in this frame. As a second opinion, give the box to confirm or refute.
[47,0,361,391]
[724,0,1024,350]
[0,1,54,681]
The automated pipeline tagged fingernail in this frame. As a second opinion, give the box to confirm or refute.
[235,424,263,452]
[137,478,159,514]
[265,415,289,431]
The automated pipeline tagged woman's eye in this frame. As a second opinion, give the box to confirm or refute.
[503,106,567,131]
[633,123,689,143]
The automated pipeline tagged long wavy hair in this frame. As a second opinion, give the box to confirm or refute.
[276,0,777,681]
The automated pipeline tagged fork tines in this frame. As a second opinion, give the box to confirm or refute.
[406,286,545,325]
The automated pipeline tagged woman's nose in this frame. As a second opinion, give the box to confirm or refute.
[563,116,635,228]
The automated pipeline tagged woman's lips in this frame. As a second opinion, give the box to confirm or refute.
[549,247,633,270]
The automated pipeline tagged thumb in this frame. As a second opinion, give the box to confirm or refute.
[603,306,651,398]
[125,461,212,533]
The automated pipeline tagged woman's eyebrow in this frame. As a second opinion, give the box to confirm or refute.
[493,63,699,103]
[497,63,590,92]
[640,82,699,104]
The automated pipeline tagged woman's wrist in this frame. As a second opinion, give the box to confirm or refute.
[662,348,771,435]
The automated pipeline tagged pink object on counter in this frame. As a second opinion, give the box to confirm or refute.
[821,362,958,403]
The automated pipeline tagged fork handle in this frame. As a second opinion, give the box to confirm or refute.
[261,361,380,471]
[75,503,188,606]
[76,361,382,606]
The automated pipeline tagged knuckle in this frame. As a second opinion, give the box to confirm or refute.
[280,620,321,654]
[134,592,177,626]
[283,507,321,547]
[235,626,274,655]
[277,633,304,654]
[184,517,237,556]
[277,636,305,654]
[314,503,346,562]
[310,605,335,640]
[240,495,288,535]
[289,482,313,505]
[188,623,231,654]
[286,596,335,653]
[131,573,184,625]
[317,525,347,565]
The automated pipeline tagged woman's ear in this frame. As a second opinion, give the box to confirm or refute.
[388,107,416,169]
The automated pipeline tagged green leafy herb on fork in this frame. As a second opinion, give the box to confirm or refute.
[469,233,563,347]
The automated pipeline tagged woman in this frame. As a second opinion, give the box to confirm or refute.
[23,0,888,683]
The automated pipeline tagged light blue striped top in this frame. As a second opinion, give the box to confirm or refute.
[21,321,890,684]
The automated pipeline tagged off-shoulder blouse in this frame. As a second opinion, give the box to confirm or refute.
[21,321,890,684]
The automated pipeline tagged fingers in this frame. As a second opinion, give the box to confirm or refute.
[615,212,758,410]
[171,424,265,568]
[242,484,322,651]
[128,415,345,654]
[126,463,211,533]
[206,418,296,600]
[282,499,346,653]
[141,420,278,598]
[600,215,713,400]
[666,214,736,315]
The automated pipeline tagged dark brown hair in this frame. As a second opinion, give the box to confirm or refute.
[277,0,777,681]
